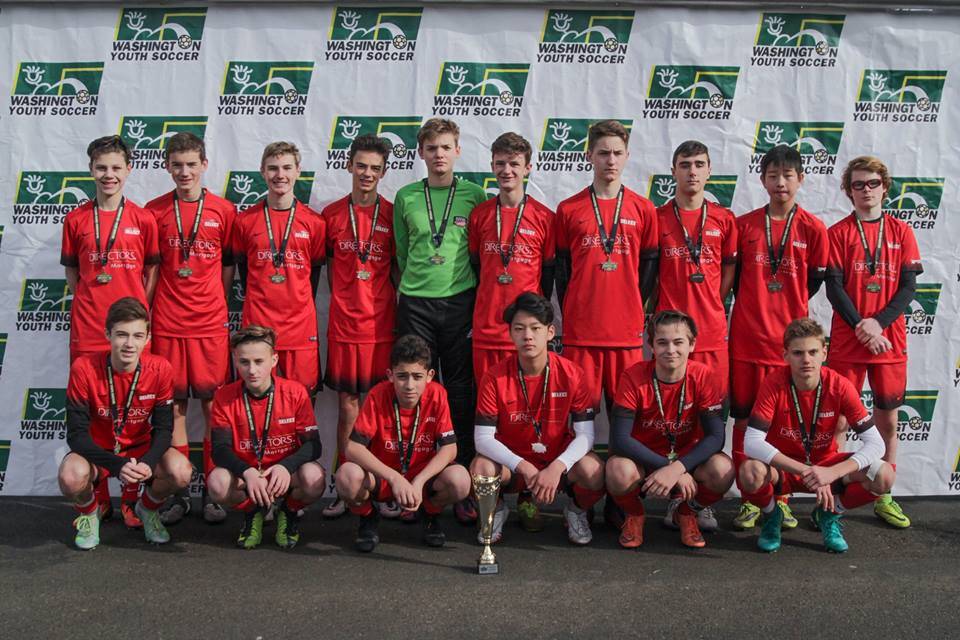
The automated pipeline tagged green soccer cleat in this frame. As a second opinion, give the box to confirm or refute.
[814,508,848,553]
[874,494,910,529]
[275,504,301,550]
[136,501,171,544]
[73,511,101,550]
[757,505,783,553]
[237,509,265,550]
[777,500,798,529]
[733,502,761,530]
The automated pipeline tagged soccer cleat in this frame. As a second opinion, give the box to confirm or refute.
[603,495,626,530]
[421,513,446,547]
[321,495,346,519]
[159,493,191,526]
[275,504,302,550]
[618,514,645,549]
[778,499,798,529]
[663,498,681,530]
[517,491,544,532]
[476,500,508,545]
[202,494,227,524]
[757,505,784,553]
[454,496,478,525]
[136,501,171,545]
[121,501,143,530]
[237,509,265,550]
[355,511,380,553]
[874,494,911,529]
[733,502,761,530]
[73,511,101,550]
[810,508,822,531]
[673,509,707,549]
[814,508,848,553]
[698,506,719,533]
[563,502,593,545]
[378,499,402,519]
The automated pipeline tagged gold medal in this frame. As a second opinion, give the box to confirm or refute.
[600,260,618,272]
[177,266,193,278]
[767,280,783,292]
[866,281,881,293]
[497,273,513,284]
[356,269,371,281]
[270,273,286,284]
[96,272,112,284]
[667,449,678,463]
[430,253,446,265]
[689,272,705,283]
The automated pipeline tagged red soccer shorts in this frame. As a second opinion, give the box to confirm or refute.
[88,444,151,487]
[276,348,320,395]
[729,359,781,419]
[690,348,729,397]
[324,339,392,395]
[473,346,514,384]
[773,451,853,495]
[153,334,230,400]
[564,345,644,411]
[827,360,906,410]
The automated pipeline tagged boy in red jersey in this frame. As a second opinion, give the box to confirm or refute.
[740,318,892,553]
[231,142,326,396]
[825,156,922,528]
[337,335,470,552]
[59,297,192,550]
[471,293,605,546]
[320,134,397,518]
[207,325,325,550]
[728,145,828,531]
[61,135,161,526]
[469,132,555,383]
[606,310,733,549]
[146,132,236,525]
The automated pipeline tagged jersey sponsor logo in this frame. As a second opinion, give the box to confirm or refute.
[748,121,843,176]
[16,279,72,333]
[239,433,296,450]
[277,417,296,425]
[138,393,156,401]
[581,233,632,251]
[327,115,421,171]
[551,391,568,398]
[779,424,834,444]
[792,240,808,249]
[639,416,693,435]
[904,282,940,336]
[203,219,220,228]
[643,65,739,120]
[325,6,423,62]
[647,174,738,208]
[704,228,721,237]
[10,61,105,116]
[883,176,944,231]
[294,230,310,239]
[97,405,151,420]
[433,62,531,118]
[227,280,244,332]
[620,219,636,227]
[338,239,386,255]
[948,446,960,492]
[218,61,314,117]
[12,172,96,226]
[375,225,390,234]
[222,171,315,211]
[112,7,207,62]
[536,118,633,173]
[537,9,634,65]
[0,440,11,492]
[20,388,67,442]
[123,227,141,235]
[256,249,305,263]
[817,411,835,418]
[482,241,535,259]
[751,13,844,68]
[88,249,139,262]
[519,228,536,236]
[849,390,937,444]
[453,216,468,228]
[853,69,946,124]
[383,432,435,454]
[118,115,208,169]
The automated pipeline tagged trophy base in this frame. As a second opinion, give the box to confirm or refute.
[477,562,500,575]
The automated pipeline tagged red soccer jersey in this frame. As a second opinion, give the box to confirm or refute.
[209,376,318,470]
[351,380,456,479]
[66,352,174,454]
[60,200,160,351]
[555,187,658,347]
[748,365,873,464]
[656,200,737,352]
[468,195,556,348]
[826,214,923,364]
[231,200,326,350]
[613,360,724,458]
[476,352,594,469]
[729,206,828,365]
[321,195,396,344]
[146,190,237,338]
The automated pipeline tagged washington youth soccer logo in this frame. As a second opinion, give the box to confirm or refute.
[20,388,67,442]
[10,61,104,116]
[950,447,960,492]
[751,13,844,68]
[327,116,421,171]
[749,121,843,175]
[647,175,738,208]
[643,66,739,120]
[535,118,633,173]
[12,172,95,226]
[904,282,940,336]
[883,177,944,231]
[218,61,314,116]
[851,390,937,443]
[118,116,208,169]
[433,62,531,118]
[16,279,72,333]
[227,280,244,331]
[325,6,422,62]
[111,7,207,62]
[537,9,634,65]
[222,172,315,211]
[854,69,947,123]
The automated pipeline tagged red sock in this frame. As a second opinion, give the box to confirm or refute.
[572,484,604,510]
[75,495,97,515]
[422,496,442,515]
[95,480,111,509]
[611,486,645,516]
[743,482,774,512]
[337,451,346,469]
[839,482,877,511]
[175,443,189,458]
[121,482,139,503]
[202,439,214,477]
[140,488,165,511]
[692,484,724,509]
[285,496,308,512]
[348,500,374,517]
[234,497,255,513]
[777,494,790,504]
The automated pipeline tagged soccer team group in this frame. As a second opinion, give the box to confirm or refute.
[56,117,921,557]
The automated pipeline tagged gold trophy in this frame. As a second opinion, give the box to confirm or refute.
[472,473,502,575]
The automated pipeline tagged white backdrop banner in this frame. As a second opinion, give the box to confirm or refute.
[0,3,957,496]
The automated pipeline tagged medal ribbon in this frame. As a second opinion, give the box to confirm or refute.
[348,196,381,266]
[106,357,141,454]
[495,195,527,272]
[392,399,421,475]
[789,378,822,465]
[764,203,798,278]
[854,213,885,277]
[588,185,624,259]
[173,189,206,265]
[93,198,126,268]
[652,370,686,457]
[672,200,708,270]
[517,354,551,441]
[422,178,458,250]
[263,201,297,269]
[243,385,275,470]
